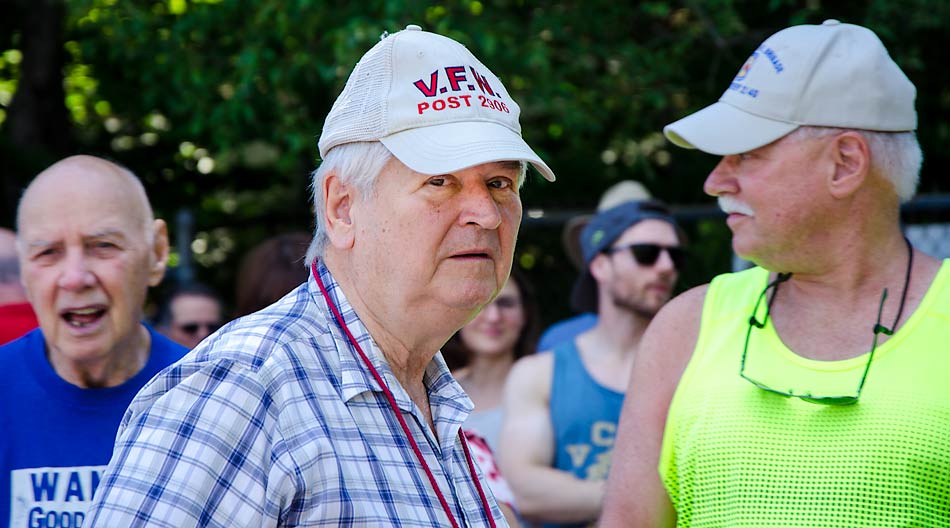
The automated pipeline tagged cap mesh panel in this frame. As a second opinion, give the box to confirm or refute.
[319,38,393,153]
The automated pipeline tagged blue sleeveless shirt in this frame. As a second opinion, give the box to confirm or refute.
[547,340,625,527]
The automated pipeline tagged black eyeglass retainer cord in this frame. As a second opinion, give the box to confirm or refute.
[751,236,912,336]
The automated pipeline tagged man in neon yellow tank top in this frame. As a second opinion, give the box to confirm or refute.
[601,20,949,527]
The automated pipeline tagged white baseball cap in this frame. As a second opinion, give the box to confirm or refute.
[664,20,917,155]
[318,24,555,181]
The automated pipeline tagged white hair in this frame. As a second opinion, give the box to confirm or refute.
[305,142,393,265]
[788,126,923,203]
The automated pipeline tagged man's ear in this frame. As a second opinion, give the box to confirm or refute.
[828,131,870,199]
[323,173,356,250]
[147,219,170,287]
[589,252,612,282]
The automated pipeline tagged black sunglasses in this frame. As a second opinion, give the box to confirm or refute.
[177,322,221,336]
[740,273,888,405]
[606,243,687,270]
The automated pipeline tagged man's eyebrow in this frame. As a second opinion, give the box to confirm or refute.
[87,229,128,240]
[24,229,129,249]
[24,239,55,250]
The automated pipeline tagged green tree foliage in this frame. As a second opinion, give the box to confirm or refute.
[1,0,948,322]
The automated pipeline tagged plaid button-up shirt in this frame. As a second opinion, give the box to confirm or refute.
[85,262,506,527]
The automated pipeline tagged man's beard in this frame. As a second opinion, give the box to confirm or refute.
[610,289,668,319]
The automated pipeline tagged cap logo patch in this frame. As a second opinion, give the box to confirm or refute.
[590,229,605,247]
[734,53,756,81]
[412,66,511,116]
[729,51,760,99]
[728,46,785,100]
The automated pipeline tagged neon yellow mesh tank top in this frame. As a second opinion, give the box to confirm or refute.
[659,262,950,527]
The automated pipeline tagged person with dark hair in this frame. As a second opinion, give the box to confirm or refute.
[602,20,949,528]
[498,200,685,527]
[0,155,186,526]
[0,227,38,344]
[233,231,310,318]
[537,180,654,351]
[85,24,554,527]
[157,282,223,349]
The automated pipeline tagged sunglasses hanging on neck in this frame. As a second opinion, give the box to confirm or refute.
[740,237,913,405]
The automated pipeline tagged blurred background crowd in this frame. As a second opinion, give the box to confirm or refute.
[2,1,949,328]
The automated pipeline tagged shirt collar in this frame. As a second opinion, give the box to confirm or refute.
[309,261,473,424]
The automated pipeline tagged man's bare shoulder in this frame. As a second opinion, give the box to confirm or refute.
[506,350,555,401]
[637,284,709,376]
[514,349,554,369]
[655,283,709,329]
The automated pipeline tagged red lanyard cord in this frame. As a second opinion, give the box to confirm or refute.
[312,262,497,528]
[462,433,497,525]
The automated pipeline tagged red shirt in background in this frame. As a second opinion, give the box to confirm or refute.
[0,302,39,345]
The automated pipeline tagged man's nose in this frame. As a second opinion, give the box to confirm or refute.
[704,156,739,197]
[57,252,96,291]
[654,248,678,275]
[459,185,504,229]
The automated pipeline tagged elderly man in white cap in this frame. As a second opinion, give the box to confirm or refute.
[86,25,553,527]
[601,20,950,527]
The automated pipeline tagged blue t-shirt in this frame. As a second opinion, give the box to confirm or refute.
[537,313,597,351]
[546,339,624,528]
[0,326,187,528]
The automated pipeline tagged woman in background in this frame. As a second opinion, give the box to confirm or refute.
[234,231,311,318]
[444,268,540,527]
[443,268,541,452]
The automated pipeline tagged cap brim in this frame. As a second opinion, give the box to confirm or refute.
[381,121,555,182]
[663,101,799,155]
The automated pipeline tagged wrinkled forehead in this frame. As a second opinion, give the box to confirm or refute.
[171,294,222,319]
[18,159,153,234]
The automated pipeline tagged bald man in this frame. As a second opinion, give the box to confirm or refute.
[0,227,38,344]
[0,155,187,527]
